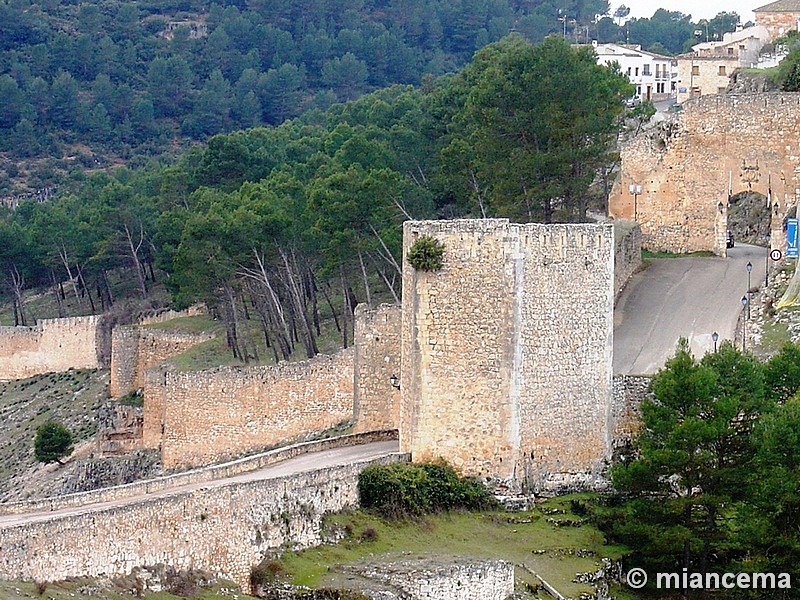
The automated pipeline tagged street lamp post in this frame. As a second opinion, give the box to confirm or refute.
[741,295,748,352]
[712,331,719,353]
[746,261,753,319]
[766,233,770,287]
[629,184,642,221]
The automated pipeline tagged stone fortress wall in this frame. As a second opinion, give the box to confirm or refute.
[611,375,651,448]
[344,558,514,600]
[143,349,356,469]
[609,94,800,255]
[353,303,402,433]
[0,454,405,593]
[400,219,615,493]
[0,217,649,594]
[109,326,214,398]
[614,221,642,299]
[0,316,102,380]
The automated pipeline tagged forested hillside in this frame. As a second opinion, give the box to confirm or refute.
[0,0,611,193]
[0,0,743,196]
[0,36,630,362]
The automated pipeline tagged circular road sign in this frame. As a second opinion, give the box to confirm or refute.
[770,249,783,261]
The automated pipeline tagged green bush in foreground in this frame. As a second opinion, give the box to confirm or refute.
[358,461,496,518]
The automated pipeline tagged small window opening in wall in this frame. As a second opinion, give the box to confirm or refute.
[718,65,726,75]
[691,65,700,75]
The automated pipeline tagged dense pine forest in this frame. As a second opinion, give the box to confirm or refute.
[0,35,632,360]
[0,0,744,197]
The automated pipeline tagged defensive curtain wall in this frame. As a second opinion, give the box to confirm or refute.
[400,219,615,493]
[143,350,355,468]
[353,303,402,433]
[109,326,214,397]
[614,221,642,299]
[0,316,103,380]
[0,452,406,593]
[609,93,800,255]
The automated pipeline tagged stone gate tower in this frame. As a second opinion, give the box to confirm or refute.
[400,219,615,493]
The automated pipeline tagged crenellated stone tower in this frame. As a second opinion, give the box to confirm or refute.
[400,219,615,493]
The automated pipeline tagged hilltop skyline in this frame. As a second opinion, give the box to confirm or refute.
[625,0,758,23]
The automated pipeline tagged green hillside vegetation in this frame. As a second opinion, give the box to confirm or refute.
[0,0,744,195]
[598,339,800,594]
[0,35,633,364]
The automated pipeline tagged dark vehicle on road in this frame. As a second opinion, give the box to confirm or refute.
[726,230,735,248]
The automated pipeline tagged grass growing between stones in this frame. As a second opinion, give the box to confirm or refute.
[156,302,371,372]
[761,319,793,355]
[641,249,716,259]
[274,494,630,599]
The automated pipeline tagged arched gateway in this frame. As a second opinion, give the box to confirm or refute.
[608,93,800,256]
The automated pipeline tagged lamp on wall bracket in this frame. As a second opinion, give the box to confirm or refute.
[774,201,780,216]
[717,201,725,213]
[389,374,400,389]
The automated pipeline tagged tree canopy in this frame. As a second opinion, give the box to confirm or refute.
[600,340,800,592]
[0,36,633,361]
[0,0,744,194]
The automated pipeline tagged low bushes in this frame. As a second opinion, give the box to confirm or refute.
[358,461,495,518]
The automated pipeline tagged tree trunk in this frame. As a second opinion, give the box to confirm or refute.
[252,249,293,357]
[59,244,82,308]
[102,269,114,307]
[124,223,149,299]
[223,284,246,362]
[358,249,372,308]
[10,264,27,326]
[370,254,400,303]
[76,266,95,313]
[279,247,318,358]
[319,281,341,333]
[51,270,65,318]
[339,269,353,349]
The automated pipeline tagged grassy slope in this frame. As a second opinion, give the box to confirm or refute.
[0,369,108,502]
[275,495,632,599]
[0,268,172,326]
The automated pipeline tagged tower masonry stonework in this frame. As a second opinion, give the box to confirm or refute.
[400,219,615,493]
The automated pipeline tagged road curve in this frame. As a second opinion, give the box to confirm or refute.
[0,440,401,528]
[613,244,768,375]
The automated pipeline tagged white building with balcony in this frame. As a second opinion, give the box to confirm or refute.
[591,42,677,101]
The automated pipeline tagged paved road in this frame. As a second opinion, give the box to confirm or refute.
[614,244,768,375]
[0,440,400,528]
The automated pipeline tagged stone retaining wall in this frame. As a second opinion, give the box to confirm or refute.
[0,431,397,516]
[0,452,407,593]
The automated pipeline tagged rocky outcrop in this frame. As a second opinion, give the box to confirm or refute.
[727,70,780,94]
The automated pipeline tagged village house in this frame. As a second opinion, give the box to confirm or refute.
[591,42,677,101]
[755,0,800,41]
[675,25,771,102]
